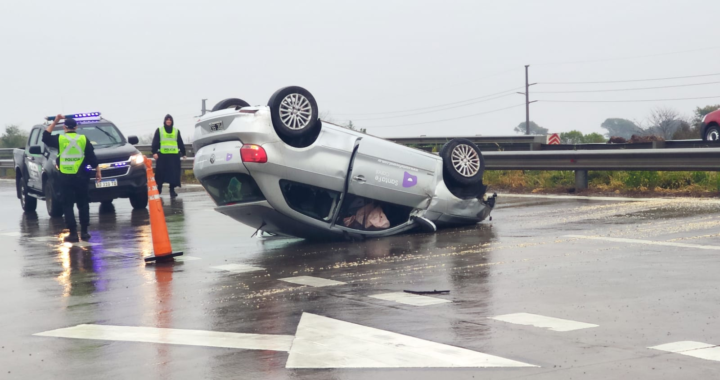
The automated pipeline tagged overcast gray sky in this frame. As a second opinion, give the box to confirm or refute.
[2,0,719,140]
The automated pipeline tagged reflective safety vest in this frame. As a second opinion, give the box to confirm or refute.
[159,127,179,154]
[58,133,87,174]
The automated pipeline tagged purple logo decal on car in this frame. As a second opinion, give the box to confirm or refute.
[402,171,418,188]
[226,153,233,161]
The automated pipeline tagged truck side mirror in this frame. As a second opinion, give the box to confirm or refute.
[128,136,139,145]
[29,146,42,155]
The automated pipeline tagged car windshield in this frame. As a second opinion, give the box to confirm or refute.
[52,124,125,148]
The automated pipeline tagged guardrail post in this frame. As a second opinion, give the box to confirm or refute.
[575,170,588,190]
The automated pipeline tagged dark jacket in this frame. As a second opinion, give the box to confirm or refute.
[151,124,186,187]
[42,130,98,178]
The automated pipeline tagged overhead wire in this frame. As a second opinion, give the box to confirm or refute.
[358,103,525,129]
[539,72,720,85]
[331,86,524,117]
[537,95,720,103]
[533,81,720,94]
[349,93,518,121]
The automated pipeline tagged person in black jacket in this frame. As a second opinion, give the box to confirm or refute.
[151,114,186,197]
[42,115,101,242]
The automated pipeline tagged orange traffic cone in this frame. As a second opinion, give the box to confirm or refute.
[143,157,183,263]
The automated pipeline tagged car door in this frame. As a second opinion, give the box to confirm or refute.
[346,137,438,209]
[25,128,44,191]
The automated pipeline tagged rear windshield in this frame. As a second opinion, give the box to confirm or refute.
[52,124,125,148]
[201,173,265,206]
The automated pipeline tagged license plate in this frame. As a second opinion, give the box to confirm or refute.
[95,179,118,188]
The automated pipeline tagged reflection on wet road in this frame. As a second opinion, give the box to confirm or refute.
[1,179,720,379]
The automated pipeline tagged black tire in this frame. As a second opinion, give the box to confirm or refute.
[129,191,148,210]
[267,86,320,141]
[440,139,485,186]
[44,180,64,218]
[704,124,720,142]
[211,98,251,112]
[17,175,37,212]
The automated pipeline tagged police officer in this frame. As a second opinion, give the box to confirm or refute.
[151,114,186,197]
[42,114,101,243]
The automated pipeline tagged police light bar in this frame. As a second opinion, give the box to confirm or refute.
[46,112,102,121]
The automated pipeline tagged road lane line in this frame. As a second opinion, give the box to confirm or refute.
[211,263,265,274]
[565,235,720,251]
[279,276,345,287]
[369,292,451,306]
[35,324,294,351]
[489,313,598,332]
[0,232,21,237]
[650,341,720,362]
[286,313,537,368]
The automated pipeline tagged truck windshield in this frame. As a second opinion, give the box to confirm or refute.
[52,124,125,148]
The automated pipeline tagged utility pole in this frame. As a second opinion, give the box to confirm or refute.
[517,65,537,135]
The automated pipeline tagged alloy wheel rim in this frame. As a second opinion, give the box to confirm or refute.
[708,130,719,141]
[279,93,312,130]
[451,144,480,177]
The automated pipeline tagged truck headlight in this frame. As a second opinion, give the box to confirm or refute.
[130,153,145,165]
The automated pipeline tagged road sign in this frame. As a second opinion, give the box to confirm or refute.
[548,133,560,145]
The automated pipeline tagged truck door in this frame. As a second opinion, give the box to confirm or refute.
[346,138,437,209]
[25,128,44,191]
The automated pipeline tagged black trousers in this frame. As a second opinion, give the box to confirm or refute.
[59,175,90,231]
[156,182,176,194]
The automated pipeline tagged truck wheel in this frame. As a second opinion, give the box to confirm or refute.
[44,181,64,218]
[704,124,720,142]
[211,98,250,112]
[129,191,148,210]
[17,175,37,212]
[440,138,485,186]
[267,86,321,145]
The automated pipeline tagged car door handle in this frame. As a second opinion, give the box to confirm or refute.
[352,175,366,183]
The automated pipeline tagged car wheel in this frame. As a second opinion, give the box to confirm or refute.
[17,175,37,212]
[129,191,148,210]
[45,181,64,218]
[267,86,320,143]
[704,124,720,142]
[211,98,251,112]
[440,138,485,186]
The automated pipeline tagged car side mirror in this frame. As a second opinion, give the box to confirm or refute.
[29,146,42,155]
[128,136,139,145]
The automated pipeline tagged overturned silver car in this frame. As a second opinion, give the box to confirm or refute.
[192,86,495,239]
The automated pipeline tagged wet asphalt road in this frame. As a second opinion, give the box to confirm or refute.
[1,179,720,379]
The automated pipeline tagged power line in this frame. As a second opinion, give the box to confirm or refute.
[534,81,720,94]
[350,93,516,121]
[331,86,524,117]
[359,103,524,129]
[538,95,720,103]
[540,72,720,85]
[533,45,720,66]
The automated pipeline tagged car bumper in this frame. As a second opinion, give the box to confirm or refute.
[88,164,147,202]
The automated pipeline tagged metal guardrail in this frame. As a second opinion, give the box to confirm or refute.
[483,148,720,171]
[387,135,548,146]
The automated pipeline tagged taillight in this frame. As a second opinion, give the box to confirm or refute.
[240,144,268,163]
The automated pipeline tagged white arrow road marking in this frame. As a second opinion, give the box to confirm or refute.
[34,324,294,351]
[35,313,537,369]
[489,313,598,332]
[369,292,451,306]
[286,313,537,368]
[650,341,720,362]
[564,235,720,251]
[211,263,265,273]
[279,276,345,287]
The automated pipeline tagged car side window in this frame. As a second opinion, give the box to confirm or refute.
[28,129,40,148]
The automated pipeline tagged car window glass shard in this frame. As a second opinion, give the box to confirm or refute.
[201,173,265,206]
[280,180,340,223]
